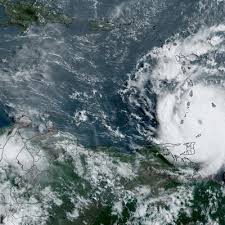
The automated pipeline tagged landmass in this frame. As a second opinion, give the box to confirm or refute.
[0,0,72,29]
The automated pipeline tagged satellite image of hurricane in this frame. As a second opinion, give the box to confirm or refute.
[0,0,225,224]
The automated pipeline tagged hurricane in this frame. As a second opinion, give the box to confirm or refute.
[128,24,225,177]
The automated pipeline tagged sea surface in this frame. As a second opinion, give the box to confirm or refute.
[0,0,225,224]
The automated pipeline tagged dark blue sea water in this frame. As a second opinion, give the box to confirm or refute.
[0,0,201,150]
[0,103,11,128]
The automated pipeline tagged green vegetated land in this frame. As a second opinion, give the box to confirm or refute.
[0,0,72,29]
[43,145,183,225]
[0,0,132,32]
